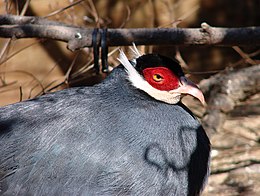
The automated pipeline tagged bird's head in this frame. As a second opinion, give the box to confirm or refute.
[117,47,205,105]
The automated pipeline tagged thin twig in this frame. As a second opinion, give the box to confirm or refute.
[65,51,80,81]
[19,85,23,101]
[43,0,85,19]
[0,70,45,95]
[119,5,131,28]
[44,81,66,94]
[211,159,260,174]
[232,46,257,65]
[20,0,31,16]
[87,0,100,27]
[70,47,119,79]
[0,40,43,65]
[28,61,59,99]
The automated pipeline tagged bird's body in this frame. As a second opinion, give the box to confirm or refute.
[0,51,210,195]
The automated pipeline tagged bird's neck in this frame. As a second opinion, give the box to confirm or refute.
[99,66,156,103]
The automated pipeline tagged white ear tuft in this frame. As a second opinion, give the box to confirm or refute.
[129,43,142,59]
[117,49,140,80]
[117,48,149,91]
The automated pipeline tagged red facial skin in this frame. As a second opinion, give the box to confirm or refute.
[142,67,179,91]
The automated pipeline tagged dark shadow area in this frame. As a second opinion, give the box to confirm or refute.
[0,119,17,136]
[143,125,210,196]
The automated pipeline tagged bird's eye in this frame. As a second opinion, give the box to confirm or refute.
[153,74,163,82]
[143,67,179,91]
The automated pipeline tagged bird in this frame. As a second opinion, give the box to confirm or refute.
[0,46,210,196]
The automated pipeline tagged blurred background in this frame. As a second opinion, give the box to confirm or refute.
[0,0,259,195]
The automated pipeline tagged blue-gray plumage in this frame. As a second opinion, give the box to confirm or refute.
[0,53,210,196]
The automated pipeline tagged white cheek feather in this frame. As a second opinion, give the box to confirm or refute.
[117,48,181,104]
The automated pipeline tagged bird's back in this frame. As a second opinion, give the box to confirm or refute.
[0,67,210,195]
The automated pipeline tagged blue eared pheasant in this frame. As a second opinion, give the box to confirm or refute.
[0,47,210,196]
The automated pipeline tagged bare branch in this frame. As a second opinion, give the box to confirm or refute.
[0,14,77,27]
[200,65,260,136]
[1,15,260,52]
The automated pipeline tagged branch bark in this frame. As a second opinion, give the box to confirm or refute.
[200,65,260,137]
[1,15,260,51]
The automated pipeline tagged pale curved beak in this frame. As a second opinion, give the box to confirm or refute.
[173,76,205,105]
